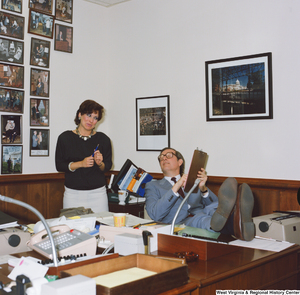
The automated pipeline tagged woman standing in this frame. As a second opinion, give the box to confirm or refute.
[55,100,112,213]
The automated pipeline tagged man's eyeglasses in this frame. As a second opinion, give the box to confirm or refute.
[158,152,177,161]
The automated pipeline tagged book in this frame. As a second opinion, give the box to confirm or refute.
[0,210,18,229]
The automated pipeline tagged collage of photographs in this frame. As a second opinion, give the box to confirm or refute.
[0,0,73,174]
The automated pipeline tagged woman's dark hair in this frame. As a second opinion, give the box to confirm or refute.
[74,100,104,125]
[159,147,185,176]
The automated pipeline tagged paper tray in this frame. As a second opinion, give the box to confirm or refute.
[61,253,189,295]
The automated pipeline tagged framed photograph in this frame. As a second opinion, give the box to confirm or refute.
[1,145,23,174]
[55,0,72,24]
[205,52,273,121]
[30,128,49,156]
[1,114,22,144]
[30,98,49,126]
[28,9,54,39]
[30,38,50,68]
[0,11,25,40]
[136,95,170,151]
[0,63,24,89]
[0,88,24,113]
[29,0,53,14]
[2,0,22,14]
[0,37,24,65]
[30,68,50,97]
[54,24,73,53]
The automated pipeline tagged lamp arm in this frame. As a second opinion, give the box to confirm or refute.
[170,178,200,235]
[0,195,59,267]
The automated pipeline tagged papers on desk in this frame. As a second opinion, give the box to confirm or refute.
[97,214,153,227]
[229,236,294,252]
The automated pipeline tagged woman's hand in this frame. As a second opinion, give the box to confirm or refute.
[81,155,95,168]
[93,150,104,169]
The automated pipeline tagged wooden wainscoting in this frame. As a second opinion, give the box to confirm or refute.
[0,171,299,224]
[0,173,65,224]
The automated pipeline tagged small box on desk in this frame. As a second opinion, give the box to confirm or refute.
[61,253,189,295]
[157,233,239,261]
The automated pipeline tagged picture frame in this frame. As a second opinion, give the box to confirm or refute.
[29,0,53,15]
[1,114,22,144]
[2,0,22,14]
[0,88,24,114]
[54,23,73,53]
[0,37,24,65]
[30,68,50,97]
[205,52,273,121]
[55,0,73,24]
[30,98,49,126]
[136,95,170,151]
[30,128,49,156]
[0,11,25,40]
[30,37,50,68]
[0,63,24,89]
[28,9,54,39]
[1,145,23,174]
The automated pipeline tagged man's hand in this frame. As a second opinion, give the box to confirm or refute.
[197,168,208,192]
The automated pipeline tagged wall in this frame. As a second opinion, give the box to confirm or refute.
[9,0,300,182]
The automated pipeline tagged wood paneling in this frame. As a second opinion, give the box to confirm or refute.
[0,171,299,224]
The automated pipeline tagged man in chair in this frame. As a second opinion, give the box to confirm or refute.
[144,147,255,241]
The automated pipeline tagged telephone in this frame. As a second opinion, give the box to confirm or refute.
[27,225,97,259]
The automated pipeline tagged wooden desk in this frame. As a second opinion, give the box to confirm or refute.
[158,244,300,293]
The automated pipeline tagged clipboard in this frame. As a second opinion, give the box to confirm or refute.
[184,149,208,193]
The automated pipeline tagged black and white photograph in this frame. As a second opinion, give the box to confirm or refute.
[29,0,53,14]
[0,11,24,40]
[28,9,54,39]
[0,37,24,64]
[0,88,24,113]
[1,145,22,174]
[205,52,273,121]
[30,128,49,156]
[136,95,170,151]
[30,98,49,126]
[30,68,50,97]
[0,63,24,89]
[1,114,22,144]
[30,37,50,68]
[55,0,72,24]
[2,0,22,14]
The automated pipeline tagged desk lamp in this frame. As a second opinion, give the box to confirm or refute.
[170,178,200,235]
[0,195,59,267]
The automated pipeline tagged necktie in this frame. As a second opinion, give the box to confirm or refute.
[171,177,185,199]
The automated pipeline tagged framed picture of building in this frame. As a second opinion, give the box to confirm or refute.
[55,0,72,24]
[30,128,49,156]
[30,68,50,97]
[0,88,24,114]
[0,37,24,65]
[0,11,24,40]
[205,52,273,121]
[30,38,50,68]
[1,145,23,174]
[1,114,22,144]
[136,95,170,151]
[30,98,49,126]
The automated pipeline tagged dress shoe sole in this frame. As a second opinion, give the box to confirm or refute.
[234,183,255,241]
[211,177,238,232]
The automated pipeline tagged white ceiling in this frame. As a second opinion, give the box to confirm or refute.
[84,0,131,7]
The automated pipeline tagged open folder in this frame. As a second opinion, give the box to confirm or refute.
[184,149,208,193]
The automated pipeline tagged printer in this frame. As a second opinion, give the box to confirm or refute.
[253,211,300,244]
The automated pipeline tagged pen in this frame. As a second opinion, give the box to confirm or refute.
[133,223,141,229]
[92,144,99,157]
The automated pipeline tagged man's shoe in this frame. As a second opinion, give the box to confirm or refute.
[233,183,255,241]
[211,177,238,232]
